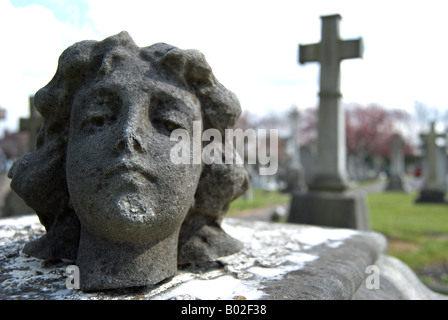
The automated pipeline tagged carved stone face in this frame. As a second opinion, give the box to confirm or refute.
[66,60,202,243]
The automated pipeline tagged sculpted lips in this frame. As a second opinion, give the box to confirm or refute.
[104,161,157,183]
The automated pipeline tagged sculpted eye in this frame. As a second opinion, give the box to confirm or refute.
[80,113,117,133]
[151,118,183,136]
[89,116,105,127]
[77,89,121,133]
[149,93,193,136]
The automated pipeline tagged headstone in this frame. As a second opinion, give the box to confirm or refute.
[7,32,249,292]
[416,121,446,202]
[436,145,447,190]
[19,96,42,151]
[285,107,307,192]
[242,166,254,201]
[288,15,370,230]
[347,152,368,181]
[300,145,316,185]
[385,133,407,191]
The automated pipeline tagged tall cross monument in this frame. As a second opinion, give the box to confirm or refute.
[288,15,370,231]
[299,14,363,191]
[19,96,42,151]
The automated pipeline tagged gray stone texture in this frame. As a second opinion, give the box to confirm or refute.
[6,31,248,291]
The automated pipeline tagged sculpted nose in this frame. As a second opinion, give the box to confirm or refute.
[113,99,150,155]
[113,129,146,155]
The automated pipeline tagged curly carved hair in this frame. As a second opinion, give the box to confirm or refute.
[8,31,248,262]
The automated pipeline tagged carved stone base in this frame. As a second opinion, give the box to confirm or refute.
[385,175,407,192]
[287,190,371,231]
[415,189,447,203]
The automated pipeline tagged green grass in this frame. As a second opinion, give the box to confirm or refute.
[367,191,448,273]
[228,189,291,213]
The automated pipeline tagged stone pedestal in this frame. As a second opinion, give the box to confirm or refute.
[385,175,407,192]
[287,190,370,231]
[1,215,444,300]
[415,190,446,203]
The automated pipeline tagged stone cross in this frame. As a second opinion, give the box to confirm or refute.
[299,14,363,191]
[385,133,406,191]
[19,96,42,151]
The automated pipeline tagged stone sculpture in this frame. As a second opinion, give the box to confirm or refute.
[8,31,249,291]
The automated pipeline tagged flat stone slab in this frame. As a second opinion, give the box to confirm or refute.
[0,215,445,300]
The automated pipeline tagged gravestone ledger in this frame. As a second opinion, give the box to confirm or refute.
[0,215,445,300]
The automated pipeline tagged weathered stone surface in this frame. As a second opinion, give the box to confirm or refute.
[1,215,445,300]
[6,31,248,291]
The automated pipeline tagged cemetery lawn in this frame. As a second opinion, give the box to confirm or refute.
[228,189,290,212]
[367,191,448,287]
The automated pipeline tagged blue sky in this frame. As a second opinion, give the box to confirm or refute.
[11,0,90,24]
[1,0,448,133]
